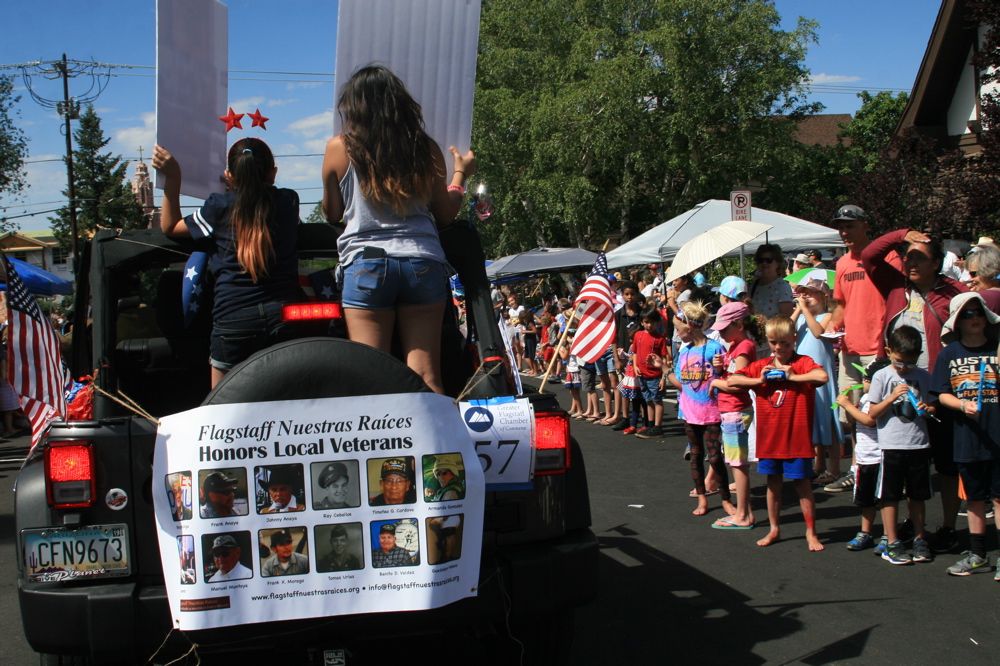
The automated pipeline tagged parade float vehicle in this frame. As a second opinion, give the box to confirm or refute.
[16,223,597,665]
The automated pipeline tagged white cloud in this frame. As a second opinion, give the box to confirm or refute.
[809,73,863,85]
[287,111,334,139]
[112,111,156,160]
[287,81,325,91]
[303,138,329,154]
[230,96,266,111]
[264,98,300,108]
[276,156,324,186]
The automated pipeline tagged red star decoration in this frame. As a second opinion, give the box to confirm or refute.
[219,107,244,132]
[248,108,269,130]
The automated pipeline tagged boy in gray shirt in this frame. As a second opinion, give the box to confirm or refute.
[867,325,937,565]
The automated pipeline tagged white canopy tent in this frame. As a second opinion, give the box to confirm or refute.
[606,199,842,269]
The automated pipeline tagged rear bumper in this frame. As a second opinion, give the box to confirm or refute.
[20,528,598,662]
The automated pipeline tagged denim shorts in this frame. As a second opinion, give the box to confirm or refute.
[594,349,614,376]
[341,256,449,310]
[210,301,289,371]
[639,376,664,403]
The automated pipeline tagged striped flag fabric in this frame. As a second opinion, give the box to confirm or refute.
[4,255,67,448]
[570,252,616,363]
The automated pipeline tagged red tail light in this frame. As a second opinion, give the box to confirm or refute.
[45,441,96,509]
[282,302,343,321]
[534,411,570,474]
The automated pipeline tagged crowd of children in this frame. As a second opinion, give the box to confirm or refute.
[537,262,999,579]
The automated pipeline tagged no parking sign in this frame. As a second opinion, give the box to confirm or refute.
[731,191,751,221]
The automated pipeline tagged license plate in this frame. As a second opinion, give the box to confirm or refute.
[23,524,130,582]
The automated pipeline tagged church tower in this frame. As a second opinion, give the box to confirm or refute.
[131,147,160,229]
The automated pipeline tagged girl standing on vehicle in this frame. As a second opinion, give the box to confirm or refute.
[152,138,302,388]
[321,65,476,394]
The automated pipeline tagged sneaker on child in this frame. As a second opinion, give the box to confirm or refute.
[881,541,913,565]
[928,526,959,554]
[946,551,990,576]
[873,535,889,557]
[911,538,933,563]
[636,425,664,439]
[823,471,855,493]
[847,532,874,551]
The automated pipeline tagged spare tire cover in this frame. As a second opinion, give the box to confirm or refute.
[203,337,430,406]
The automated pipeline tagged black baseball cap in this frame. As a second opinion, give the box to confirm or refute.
[832,204,867,223]
[269,529,293,547]
[203,472,236,493]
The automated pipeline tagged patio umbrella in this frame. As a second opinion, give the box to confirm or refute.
[486,247,598,280]
[663,220,773,283]
[785,268,836,290]
[0,257,74,296]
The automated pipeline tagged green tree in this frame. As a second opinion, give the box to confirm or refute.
[50,104,144,254]
[304,201,326,224]
[838,90,909,172]
[0,74,29,230]
[473,0,820,255]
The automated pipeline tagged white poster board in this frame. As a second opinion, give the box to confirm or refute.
[154,393,484,630]
[155,0,229,200]
[333,0,481,179]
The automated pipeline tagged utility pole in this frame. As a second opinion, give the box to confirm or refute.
[56,55,80,269]
[1,56,122,271]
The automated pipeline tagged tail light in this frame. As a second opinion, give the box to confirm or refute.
[45,441,96,509]
[533,411,570,474]
[282,302,343,321]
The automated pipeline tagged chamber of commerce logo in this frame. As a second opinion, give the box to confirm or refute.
[463,407,493,433]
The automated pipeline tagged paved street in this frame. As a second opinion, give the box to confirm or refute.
[544,376,1000,665]
[4,382,998,664]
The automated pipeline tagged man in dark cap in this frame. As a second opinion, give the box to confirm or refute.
[260,467,305,513]
[371,523,414,568]
[825,204,883,494]
[314,462,355,510]
[201,472,240,518]
[316,525,362,572]
[809,249,827,269]
[207,534,252,582]
[370,458,416,505]
[261,529,310,577]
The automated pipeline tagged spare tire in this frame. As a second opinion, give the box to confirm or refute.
[203,337,431,405]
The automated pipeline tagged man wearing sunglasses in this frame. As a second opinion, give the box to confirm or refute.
[201,471,247,518]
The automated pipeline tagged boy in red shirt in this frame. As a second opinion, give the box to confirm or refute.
[633,306,669,438]
[729,315,829,550]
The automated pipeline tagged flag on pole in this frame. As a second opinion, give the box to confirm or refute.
[4,254,67,448]
[570,252,616,363]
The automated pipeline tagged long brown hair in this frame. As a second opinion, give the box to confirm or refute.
[337,65,441,214]
[227,137,275,283]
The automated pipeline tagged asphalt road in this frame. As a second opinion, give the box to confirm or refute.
[3,380,998,664]
[540,375,1000,665]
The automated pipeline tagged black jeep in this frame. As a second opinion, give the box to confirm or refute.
[15,223,597,664]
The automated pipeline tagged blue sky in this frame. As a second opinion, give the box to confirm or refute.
[1,0,944,233]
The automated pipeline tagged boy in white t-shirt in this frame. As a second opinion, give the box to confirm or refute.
[836,359,889,552]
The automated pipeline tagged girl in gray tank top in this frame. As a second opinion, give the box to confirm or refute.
[321,65,476,394]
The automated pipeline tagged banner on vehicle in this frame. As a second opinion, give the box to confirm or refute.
[153,393,484,630]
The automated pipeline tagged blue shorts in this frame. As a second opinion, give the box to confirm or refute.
[341,256,449,310]
[639,376,664,403]
[757,457,813,479]
[210,301,289,371]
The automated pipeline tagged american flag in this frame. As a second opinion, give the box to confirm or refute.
[4,255,67,447]
[570,252,616,363]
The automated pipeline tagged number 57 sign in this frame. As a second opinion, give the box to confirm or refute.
[459,397,536,490]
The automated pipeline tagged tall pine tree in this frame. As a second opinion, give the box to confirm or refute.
[50,104,145,256]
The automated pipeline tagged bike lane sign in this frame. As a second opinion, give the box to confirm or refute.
[459,397,535,490]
